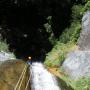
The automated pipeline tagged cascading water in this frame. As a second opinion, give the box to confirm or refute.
[30,62,60,90]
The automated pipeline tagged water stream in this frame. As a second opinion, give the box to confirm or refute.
[30,62,60,90]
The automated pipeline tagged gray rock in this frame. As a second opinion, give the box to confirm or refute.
[62,51,90,79]
[78,11,90,50]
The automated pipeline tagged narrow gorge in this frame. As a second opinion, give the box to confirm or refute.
[0,0,90,90]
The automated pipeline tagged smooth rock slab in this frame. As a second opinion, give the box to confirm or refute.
[62,51,90,79]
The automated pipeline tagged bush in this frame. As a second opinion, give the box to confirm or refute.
[59,21,81,44]
[72,5,83,20]
[44,42,76,67]
[44,16,56,45]
[0,40,9,52]
[0,39,16,59]
[83,1,90,12]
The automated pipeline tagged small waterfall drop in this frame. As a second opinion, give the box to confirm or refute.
[30,62,60,90]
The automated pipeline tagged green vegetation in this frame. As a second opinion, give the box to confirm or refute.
[44,0,90,67]
[75,77,90,90]
[0,40,9,52]
[44,16,56,45]
[44,4,82,67]
[44,42,77,67]
[83,1,90,12]
[60,75,90,90]
[44,1,90,90]
[0,37,15,59]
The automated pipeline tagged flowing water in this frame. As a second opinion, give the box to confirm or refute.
[30,62,60,90]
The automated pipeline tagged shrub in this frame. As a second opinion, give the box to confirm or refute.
[72,5,83,20]
[83,1,90,12]
[44,42,76,67]
[0,40,9,52]
[59,21,81,44]
[44,1,90,67]
[44,16,56,45]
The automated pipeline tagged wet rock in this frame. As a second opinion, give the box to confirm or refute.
[0,60,30,90]
[62,51,90,79]
[78,10,90,50]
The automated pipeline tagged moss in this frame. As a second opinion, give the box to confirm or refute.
[0,38,15,59]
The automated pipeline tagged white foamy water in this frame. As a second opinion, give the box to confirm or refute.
[30,62,60,90]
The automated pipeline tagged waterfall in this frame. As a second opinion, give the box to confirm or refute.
[30,62,60,90]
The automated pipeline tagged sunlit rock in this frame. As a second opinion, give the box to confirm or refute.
[0,60,30,90]
[78,11,90,50]
[62,51,90,79]
[62,10,90,80]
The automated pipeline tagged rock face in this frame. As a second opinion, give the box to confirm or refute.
[62,51,90,79]
[78,11,90,50]
[0,60,30,90]
[62,10,90,80]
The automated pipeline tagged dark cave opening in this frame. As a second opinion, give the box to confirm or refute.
[0,0,72,61]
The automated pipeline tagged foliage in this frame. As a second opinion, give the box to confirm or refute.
[44,16,56,45]
[44,0,90,67]
[44,1,90,90]
[59,21,81,44]
[60,75,90,90]
[72,5,83,21]
[0,40,9,52]
[44,4,82,67]
[44,42,76,67]
[75,77,90,90]
[83,1,90,12]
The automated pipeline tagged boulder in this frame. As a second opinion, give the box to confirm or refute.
[78,11,90,50]
[62,51,90,79]
[0,60,30,90]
